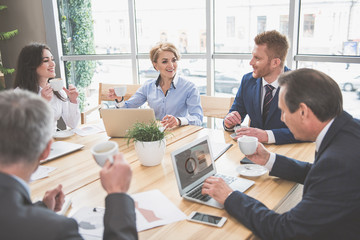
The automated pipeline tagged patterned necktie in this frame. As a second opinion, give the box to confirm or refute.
[262,84,275,124]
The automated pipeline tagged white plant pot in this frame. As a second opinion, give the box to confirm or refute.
[134,139,166,166]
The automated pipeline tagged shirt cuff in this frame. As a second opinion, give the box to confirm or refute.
[264,152,276,171]
[266,130,275,144]
[178,117,188,126]
[223,122,234,131]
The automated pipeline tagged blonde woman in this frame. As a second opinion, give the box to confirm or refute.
[109,42,203,128]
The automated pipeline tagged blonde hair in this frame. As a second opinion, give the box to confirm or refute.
[149,42,181,64]
[254,30,289,67]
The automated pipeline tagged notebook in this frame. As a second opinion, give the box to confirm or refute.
[41,141,84,164]
[100,108,156,137]
[170,135,254,209]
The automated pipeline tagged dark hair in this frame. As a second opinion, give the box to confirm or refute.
[13,43,64,101]
[278,68,343,122]
[254,30,289,67]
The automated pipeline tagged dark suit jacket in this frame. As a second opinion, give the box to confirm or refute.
[226,67,298,144]
[0,172,138,240]
[224,111,360,240]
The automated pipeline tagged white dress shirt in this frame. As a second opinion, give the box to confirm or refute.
[265,118,335,171]
[38,87,80,130]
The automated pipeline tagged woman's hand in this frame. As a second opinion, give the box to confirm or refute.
[161,115,179,129]
[108,88,124,102]
[63,84,78,103]
[41,84,54,102]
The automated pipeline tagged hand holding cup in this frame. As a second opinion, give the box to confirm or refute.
[91,141,119,167]
[237,136,258,155]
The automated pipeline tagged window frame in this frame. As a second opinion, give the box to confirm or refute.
[43,0,360,127]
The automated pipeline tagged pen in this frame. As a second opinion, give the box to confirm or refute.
[58,197,72,216]
[93,207,105,214]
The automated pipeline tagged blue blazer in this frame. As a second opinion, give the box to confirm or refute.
[227,67,298,144]
[224,111,360,240]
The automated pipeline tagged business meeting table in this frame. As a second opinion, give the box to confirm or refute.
[30,123,315,240]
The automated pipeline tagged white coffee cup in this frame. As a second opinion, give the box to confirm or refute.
[237,136,258,155]
[49,78,64,91]
[91,141,118,167]
[114,85,127,96]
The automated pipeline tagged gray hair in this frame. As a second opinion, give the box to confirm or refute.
[0,89,54,165]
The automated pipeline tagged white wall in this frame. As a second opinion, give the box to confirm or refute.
[0,0,46,88]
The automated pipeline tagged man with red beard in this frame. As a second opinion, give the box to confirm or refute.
[224,30,298,145]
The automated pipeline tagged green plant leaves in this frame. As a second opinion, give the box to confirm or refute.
[125,121,168,145]
[0,29,18,41]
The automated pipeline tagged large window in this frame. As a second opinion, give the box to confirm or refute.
[135,0,206,54]
[299,0,360,55]
[92,0,131,54]
[50,0,360,126]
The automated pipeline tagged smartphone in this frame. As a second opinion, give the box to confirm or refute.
[187,211,227,227]
[240,157,254,164]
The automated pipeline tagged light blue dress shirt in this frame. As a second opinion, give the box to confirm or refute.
[123,74,203,126]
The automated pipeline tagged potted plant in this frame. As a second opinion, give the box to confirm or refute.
[0,5,18,90]
[125,121,168,166]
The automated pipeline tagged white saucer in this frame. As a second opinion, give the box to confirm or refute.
[53,130,74,139]
[236,164,268,177]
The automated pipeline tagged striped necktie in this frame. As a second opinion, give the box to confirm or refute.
[262,84,275,124]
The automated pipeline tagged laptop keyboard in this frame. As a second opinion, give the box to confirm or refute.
[187,174,237,202]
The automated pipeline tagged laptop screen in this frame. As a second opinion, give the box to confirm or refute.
[173,138,214,190]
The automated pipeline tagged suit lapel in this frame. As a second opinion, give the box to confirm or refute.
[315,112,351,162]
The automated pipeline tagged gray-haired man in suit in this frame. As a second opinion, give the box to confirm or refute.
[0,89,138,239]
[203,68,360,239]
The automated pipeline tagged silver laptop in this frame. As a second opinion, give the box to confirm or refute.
[41,141,84,164]
[171,135,254,209]
[100,108,156,137]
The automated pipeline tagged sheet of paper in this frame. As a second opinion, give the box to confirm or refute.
[132,189,186,231]
[72,207,104,239]
[72,189,186,239]
[30,166,56,182]
[73,121,105,136]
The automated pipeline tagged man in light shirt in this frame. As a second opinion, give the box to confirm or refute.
[203,68,360,239]
[224,30,298,144]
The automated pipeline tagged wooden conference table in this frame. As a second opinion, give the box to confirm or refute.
[30,124,315,240]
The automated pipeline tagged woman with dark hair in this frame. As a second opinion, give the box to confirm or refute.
[14,43,80,130]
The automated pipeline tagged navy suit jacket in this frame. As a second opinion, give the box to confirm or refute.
[226,67,298,144]
[224,111,360,240]
[0,172,138,240]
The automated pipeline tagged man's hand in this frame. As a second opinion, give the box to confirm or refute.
[201,176,233,205]
[234,127,268,143]
[246,143,271,166]
[161,115,179,129]
[100,153,132,194]
[63,84,79,103]
[224,111,242,129]
[40,84,54,102]
[42,184,65,212]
